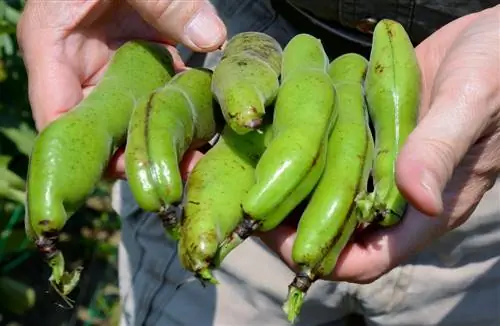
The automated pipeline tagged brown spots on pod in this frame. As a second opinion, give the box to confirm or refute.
[384,20,397,39]
[236,60,248,67]
[375,63,384,74]
[222,32,282,74]
[228,106,263,130]
[377,148,390,156]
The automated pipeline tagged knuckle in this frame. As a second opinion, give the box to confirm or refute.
[148,0,174,22]
[420,137,457,179]
[152,0,201,24]
[468,132,500,177]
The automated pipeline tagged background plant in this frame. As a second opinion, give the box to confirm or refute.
[1,1,121,324]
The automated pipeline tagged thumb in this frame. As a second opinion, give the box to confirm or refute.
[395,12,500,217]
[126,0,227,51]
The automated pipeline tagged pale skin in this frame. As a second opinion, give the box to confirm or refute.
[18,1,500,284]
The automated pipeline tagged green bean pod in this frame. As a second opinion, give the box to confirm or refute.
[214,139,328,265]
[125,68,218,240]
[25,41,175,302]
[283,208,360,323]
[178,124,269,284]
[211,32,282,135]
[283,53,374,323]
[356,19,421,226]
[241,33,336,227]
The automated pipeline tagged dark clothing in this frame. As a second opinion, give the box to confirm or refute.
[286,0,496,45]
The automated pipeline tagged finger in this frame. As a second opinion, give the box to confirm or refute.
[260,206,446,284]
[23,49,83,131]
[16,2,100,131]
[180,150,205,181]
[104,146,127,180]
[331,207,445,283]
[104,146,205,182]
[126,0,226,51]
[258,225,299,270]
[396,12,500,217]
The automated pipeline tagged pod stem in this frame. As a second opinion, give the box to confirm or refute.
[158,205,181,241]
[47,252,82,308]
[195,267,219,286]
[282,273,313,324]
[354,191,376,223]
[214,216,259,266]
[354,191,405,226]
[35,233,82,308]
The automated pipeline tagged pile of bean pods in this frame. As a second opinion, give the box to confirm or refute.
[24,18,421,323]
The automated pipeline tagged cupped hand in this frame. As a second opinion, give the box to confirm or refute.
[260,5,500,283]
[17,0,226,178]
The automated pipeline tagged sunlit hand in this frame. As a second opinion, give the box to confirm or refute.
[260,5,500,283]
[17,0,226,178]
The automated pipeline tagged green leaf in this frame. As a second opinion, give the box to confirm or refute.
[4,5,21,24]
[0,122,36,156]
[0,229,33,255]
[0,179,25,203]
[0,34,14,56]
[0,154,11,167]
[0,276,36,315]
[0,169,25,190]
[0,59,6,82]
[0,155,25,189]
[0,22,16,35]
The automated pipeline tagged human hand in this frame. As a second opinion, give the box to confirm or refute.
[259,5,500,283]
[17,0,227,179]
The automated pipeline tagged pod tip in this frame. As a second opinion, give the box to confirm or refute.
[244,118,263,129]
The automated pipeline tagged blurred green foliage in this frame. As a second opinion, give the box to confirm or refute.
[0,1,121,324]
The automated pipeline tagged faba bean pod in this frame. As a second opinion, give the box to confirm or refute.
[283,53,374,323]
[356,19,421,226]
[215,140,328,265]
[241,34,337,227]
[125,68,218,240]
[25,41,175,303]
[283,208,360,323]
[211,32,282,134]
[178,124,269,284]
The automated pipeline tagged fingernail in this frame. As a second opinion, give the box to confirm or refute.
[420,169,444,215]
[186,5,225,49]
